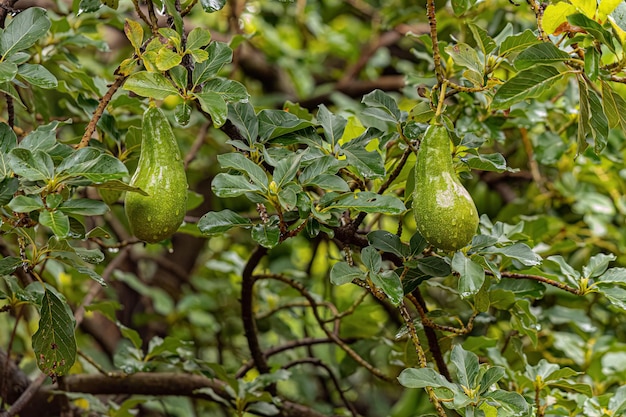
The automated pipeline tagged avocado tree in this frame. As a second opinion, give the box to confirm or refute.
[1,0,626,416]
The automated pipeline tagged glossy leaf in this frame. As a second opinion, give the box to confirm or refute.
[367,230,409,258]
[492,66,572,109]
[452,251,485,297]
[323,192,406,215]
[330,262,364,285]
[8,148,54,181]
[39,210,70,237]
[124,72,178,99]
[217,153,268,189]
[192,42,232,86]
[195,91,228,127]
[198,209,252,236]
[18,64,58,88]
[0,8,51,57]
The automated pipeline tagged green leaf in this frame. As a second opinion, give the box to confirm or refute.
[303,174,350,192]
[58,199,109,216]
[18,64,57,88]
[317,104,347,147]
[217,153,268,189]
[451,0,476,15]
[200,0,226,12]
[452,252,485,297]
[478,366,506,394]
[93,180,147,195]
[156,48,182,71]
[417,257,452,277]
[0,257,22,275]
[469,23,496,55]
[595,267,626,286]
[408,102,435,124]
[228,102,258,146]
[498,29,541,56]
[410,231,428,256]
[361,246,382,273]
[514,42,571,70]
[7,195,44,212]
[567,13,616,52]
[584,46,599,81]
[398,367,457,390]
[367,230,409,258]
[0,8,51,58]
[186,27,211,50]
[361,89,401,122]
[601,81,626,131]
[272,153,302,187]
[482,243,542,266]
[39,210,70,237]
[8,148,54,181]
[57,148,128,183]
[251,223,280,248]
[258,110,314,142]
[597,286,626,310]
[203,78,249,103]
[75,266,106,286]
[492,65,572,110]
[588,84,609,153]
[451,345,480,388]
[32,288,77,376]
[482,390,529,413]
[330,262,364,285]
[124,19,143,53]
[78,0,101,13]
[370,270,404,306]
[197,209,252,236]
[192,41,232,86]
[465,152,511,172]
[195,91,228,127]
[323,192,406,215]
[73,248,105,264]
[445,43,483,74]
[123,72,178,99]
[0,122,17,179]
[342,137,385,179]
[0,61,17,83]
[583,254,616,278]
[211,173,264,197]
[0,177,18,205]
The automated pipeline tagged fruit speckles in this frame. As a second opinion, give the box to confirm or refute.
[413,124,479,251]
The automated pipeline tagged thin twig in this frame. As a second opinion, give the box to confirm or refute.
[399,302,447,417]
[283,358,359,417]
[77,74,127,149]
[495,270,581,295]
[257,273,395,382]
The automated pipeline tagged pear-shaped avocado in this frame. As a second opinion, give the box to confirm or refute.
[124,107,188,243]
[413,124,478,251]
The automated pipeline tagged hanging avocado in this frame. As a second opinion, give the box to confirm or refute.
[124,106,188,243]
[413,124,479,251]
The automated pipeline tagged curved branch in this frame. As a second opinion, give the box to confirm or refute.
[241,246,270,374]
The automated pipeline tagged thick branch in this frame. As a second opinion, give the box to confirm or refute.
[241,246,270,374]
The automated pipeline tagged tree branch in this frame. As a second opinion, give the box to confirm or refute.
[241,245,270,375]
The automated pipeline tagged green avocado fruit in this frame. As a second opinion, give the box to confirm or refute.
[124,106,188,243]
[413,124,479,251]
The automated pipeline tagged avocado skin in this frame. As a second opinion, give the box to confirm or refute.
[124,107,188,243]
[413,125,479,251]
